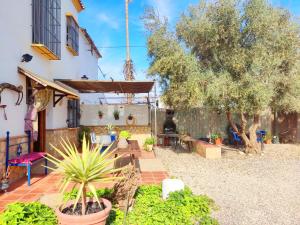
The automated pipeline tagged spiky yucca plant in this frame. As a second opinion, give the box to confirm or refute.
[46,135,123,215]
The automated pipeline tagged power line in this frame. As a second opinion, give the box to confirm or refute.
[97,45,147,49]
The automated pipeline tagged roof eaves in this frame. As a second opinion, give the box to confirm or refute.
[80,28,102,58]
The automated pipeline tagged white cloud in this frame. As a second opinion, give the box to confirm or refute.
[97,12,119,30]
[147,0,174,22]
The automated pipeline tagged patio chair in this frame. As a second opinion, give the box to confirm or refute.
[230,129,243,145]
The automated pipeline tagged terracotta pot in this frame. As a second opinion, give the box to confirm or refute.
[264,139,272,144]
[98,115,103,119]
[56,198,112,225]
[214,138,222,145]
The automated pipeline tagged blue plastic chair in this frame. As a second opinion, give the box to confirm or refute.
[230,129,243,145]
[256,130,266,143]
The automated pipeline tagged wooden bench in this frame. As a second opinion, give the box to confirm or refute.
[6,131,47,186]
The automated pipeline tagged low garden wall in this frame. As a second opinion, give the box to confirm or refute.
[152,108,273,140]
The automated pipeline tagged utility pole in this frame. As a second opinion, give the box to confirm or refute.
[124,0,135,103]
[125,0,130,62]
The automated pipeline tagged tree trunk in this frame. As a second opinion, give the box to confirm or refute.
[226,111,261,154]
[226,112,239,133]
[82,186,87,215]
[245,114,261,154]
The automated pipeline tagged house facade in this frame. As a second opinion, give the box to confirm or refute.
[0,0,101,180]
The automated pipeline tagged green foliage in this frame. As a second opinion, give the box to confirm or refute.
[78,126,91,144]
[0,202,57,225]
[264,132,272,141]
[45,135,123,214]
[98,110,103,117]
[63,188,113,202]
[105,124,115,134]
[210,133,220,140]
[108,185,218,225]
[119,130,131,139]
[113,110,120,118]
[143,0,300,152]
[144,137,156,145]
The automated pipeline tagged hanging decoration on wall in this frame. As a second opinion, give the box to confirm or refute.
[0,83,23,105]
[0,105,7,120]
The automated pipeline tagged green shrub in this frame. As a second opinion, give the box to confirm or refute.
[64,188,113,201]
[119,130,131,139]
[144,137,155,146]
[108,185,219,225]
[0,202,57,225]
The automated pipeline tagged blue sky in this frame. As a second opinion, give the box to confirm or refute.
[79,0,300,81]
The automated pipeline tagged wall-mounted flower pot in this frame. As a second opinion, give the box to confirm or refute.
[114,115,119,120]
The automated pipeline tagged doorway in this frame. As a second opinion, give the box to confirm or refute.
[33,110,46,152]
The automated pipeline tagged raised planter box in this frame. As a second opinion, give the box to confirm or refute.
[194,140,221,159]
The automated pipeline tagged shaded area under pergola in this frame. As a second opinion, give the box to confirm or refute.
[55,79,154,94]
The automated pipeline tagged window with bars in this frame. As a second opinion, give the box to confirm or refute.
[32,0,61,59]
[67,100,80,128]
[66,15,79,55]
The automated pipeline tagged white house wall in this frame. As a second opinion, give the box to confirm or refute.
[0,0,99,138]
[80,104,150,126]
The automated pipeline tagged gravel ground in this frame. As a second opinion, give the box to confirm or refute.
[155,144,300,225]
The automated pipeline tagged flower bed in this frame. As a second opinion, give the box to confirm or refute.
[0,185,219,225]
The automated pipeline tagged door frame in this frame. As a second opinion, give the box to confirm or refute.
[37,110,46,152]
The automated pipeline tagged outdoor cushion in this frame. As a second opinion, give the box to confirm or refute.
[8,152,46,165]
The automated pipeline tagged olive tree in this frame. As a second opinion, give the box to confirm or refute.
[144,0,300,153]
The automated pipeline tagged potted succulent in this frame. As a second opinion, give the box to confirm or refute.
[264,133,272,144]
[143,137,155,151]
[211,133,222,145]
[117,130,131,149]
[98,110,103,119]
[45,135,123,225]
[113,110,120,120]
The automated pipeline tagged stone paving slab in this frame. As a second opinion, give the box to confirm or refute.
[138,158,166,172]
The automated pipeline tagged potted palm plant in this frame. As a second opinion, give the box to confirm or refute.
[45,136,122,225]
[113,110,120,120]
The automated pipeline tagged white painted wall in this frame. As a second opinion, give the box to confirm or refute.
[80,104,150,126]
[0,0,99,137]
